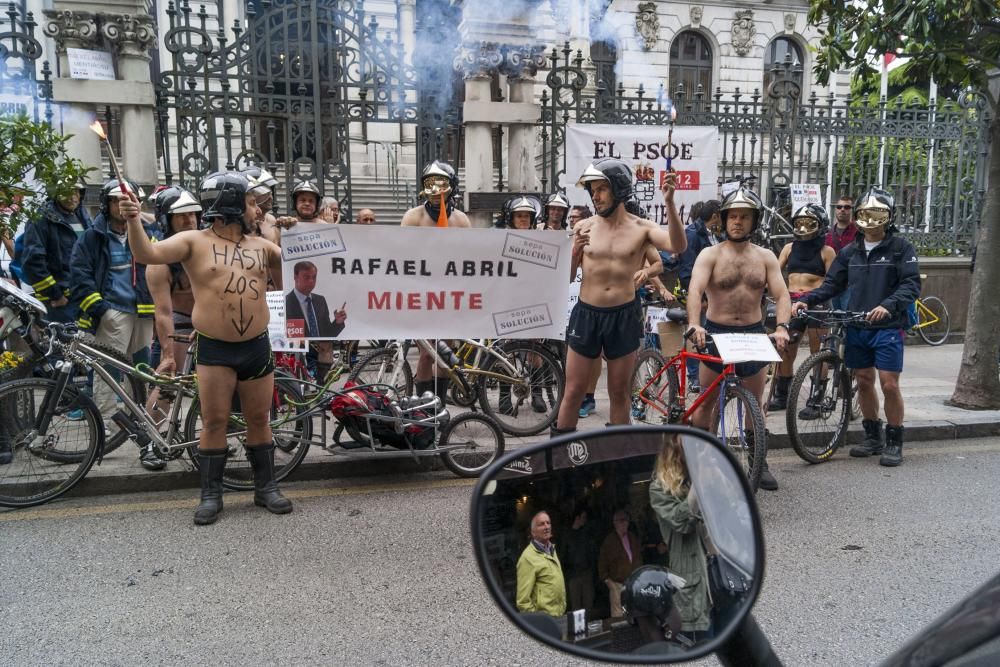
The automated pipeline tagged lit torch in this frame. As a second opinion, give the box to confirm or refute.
[89,121,128,195]
[665,103,677,172]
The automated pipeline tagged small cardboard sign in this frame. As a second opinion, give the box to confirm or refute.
[790,184,823,212]
[67,48,115,81]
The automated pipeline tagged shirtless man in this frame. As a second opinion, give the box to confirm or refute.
[124,171,290,525]
[554,158,686,433]
[767,204,836,414]
[401,161,470,403]
[687,187,791,491]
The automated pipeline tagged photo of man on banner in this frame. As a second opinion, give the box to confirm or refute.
[285,260,347,338]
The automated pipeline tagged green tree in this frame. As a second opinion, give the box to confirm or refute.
[0,114,92,239]
[809,0,1000,409]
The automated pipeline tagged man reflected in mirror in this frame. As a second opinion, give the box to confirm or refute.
[516,511,567,619]
[598,509,643,619]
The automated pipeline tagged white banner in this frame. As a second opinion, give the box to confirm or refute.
[280,224,572,340]
[564,124,719,223]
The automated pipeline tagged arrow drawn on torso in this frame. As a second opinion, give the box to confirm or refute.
[232,298,254,337]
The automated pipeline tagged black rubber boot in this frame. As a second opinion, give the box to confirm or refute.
[531,386,547,413]
[245,444,293,514]
[193,450,227,525]
[315,362,333,385]
[797,379,828,420]
[414,379,435,398]
[759,461,779,491]
[0,441,12,465]
[434,377,451,406]
[767,376,791,411]
[880,425,903,467]
[850,419,885,457]
[549,425,576,439]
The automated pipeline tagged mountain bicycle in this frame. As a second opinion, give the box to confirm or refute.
[630,329,768,491]
[0,322,313,508]
[348,339,564,437]
[785,310,869,463]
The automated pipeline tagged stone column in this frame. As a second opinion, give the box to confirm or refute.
[42,10,102,174]
[101,13,157,185]
[504,45,545,193]
[455,42,503,227]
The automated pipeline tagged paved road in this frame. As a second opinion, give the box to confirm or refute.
[2,437,999,666]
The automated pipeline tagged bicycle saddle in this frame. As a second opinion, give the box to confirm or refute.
[665,308,688,323]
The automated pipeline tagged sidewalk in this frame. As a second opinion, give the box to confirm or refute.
[74,344,1000,497]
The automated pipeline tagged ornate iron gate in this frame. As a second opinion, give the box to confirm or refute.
[156,0,461,219]
[0,3,52,122]
[541,43,991,255]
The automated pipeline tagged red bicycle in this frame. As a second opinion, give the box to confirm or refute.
[630,330,767,491]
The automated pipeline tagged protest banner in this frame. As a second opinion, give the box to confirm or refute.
[564,124,719,223]
[280,224,572,340]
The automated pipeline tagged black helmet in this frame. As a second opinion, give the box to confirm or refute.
[99,178,145,218]
[576,158,633,216]
[419,161,459,201]
[502,195,542,228]
[154,186,202,237]
[854,186,895,231]
[790,203,830,240]
[719,186,763,241]
[199,171,251,222]
[622,566,679,624]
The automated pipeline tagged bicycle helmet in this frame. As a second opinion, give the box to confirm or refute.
[854,186,895,231]
[153,186,202,238]
[199,171,252,230]
[719,186,763,242]
[790,203,830,240]
[622,566,679,625]
[540,192,570,229]
[502,195,542,229]
[99,178,145,218]
[577,158,633,217]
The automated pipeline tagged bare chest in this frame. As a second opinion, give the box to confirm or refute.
[712,253,766,291]
[583,224,647,263]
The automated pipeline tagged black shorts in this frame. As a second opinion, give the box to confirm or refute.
[701,320,769,378]
[566,297,642,360]
[193,331,274,381]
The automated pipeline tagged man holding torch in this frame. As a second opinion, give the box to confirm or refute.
[124,171,288,525]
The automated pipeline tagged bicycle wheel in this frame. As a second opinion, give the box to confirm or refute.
[916,296,950,346]
[849,370,861,421]
[79,341,149,456]
[478,341,564,436]
[0,378,101,508]
[439,412,505,478]
[347,346,413,397]
[184,376,313,490]
[629,349,675,424]
[786,350,851,464]
[714,383,766,492]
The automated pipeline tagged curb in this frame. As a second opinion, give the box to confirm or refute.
[64,416,1000,499]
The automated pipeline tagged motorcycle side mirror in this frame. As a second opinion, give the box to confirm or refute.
[469,425,766,664]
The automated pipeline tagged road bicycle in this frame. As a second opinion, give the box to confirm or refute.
[630,329,767,491]
[0,319,313,508]
[348,339,564,437]
[785,309,868,463]
[907,280,950,345]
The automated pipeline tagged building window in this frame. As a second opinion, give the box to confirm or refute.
[590,40,618,94]
[763,37,804,95]
[669,31,712,98]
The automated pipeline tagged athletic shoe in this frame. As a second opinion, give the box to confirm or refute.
[139,444,167,471]
[65,408,85,421]
[578,397,596,418]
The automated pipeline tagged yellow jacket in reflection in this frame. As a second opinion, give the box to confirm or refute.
[516,543,567,616]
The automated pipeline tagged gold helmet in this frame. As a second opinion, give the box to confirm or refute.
[854,187,895,231]
[791,203,829,240]
[419,161,458,200]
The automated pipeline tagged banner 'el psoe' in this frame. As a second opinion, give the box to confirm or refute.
[563,123,719,223]
[280,224,572,340]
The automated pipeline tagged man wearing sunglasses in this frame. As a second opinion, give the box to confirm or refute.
[826,196,858,311]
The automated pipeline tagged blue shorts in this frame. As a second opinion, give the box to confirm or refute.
[844,327,904,373]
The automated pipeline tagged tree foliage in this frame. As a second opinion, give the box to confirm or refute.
[0,114,92,239]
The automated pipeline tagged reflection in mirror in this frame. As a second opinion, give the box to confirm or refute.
[475,428,761,661]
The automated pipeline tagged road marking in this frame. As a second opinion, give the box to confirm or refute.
[0,477,475,523]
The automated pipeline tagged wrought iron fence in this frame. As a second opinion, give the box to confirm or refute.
[540,42,991,255]
[0,2,52,123]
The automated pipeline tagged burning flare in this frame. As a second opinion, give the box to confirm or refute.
[90,120,127,194]
[89,120,107,140]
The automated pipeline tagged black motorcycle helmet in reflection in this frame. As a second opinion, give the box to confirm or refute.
[623,565,687,650]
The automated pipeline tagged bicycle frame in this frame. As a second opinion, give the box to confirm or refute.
[638,346,741,424]
[386,339,526,391]
[913,299,939,329]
